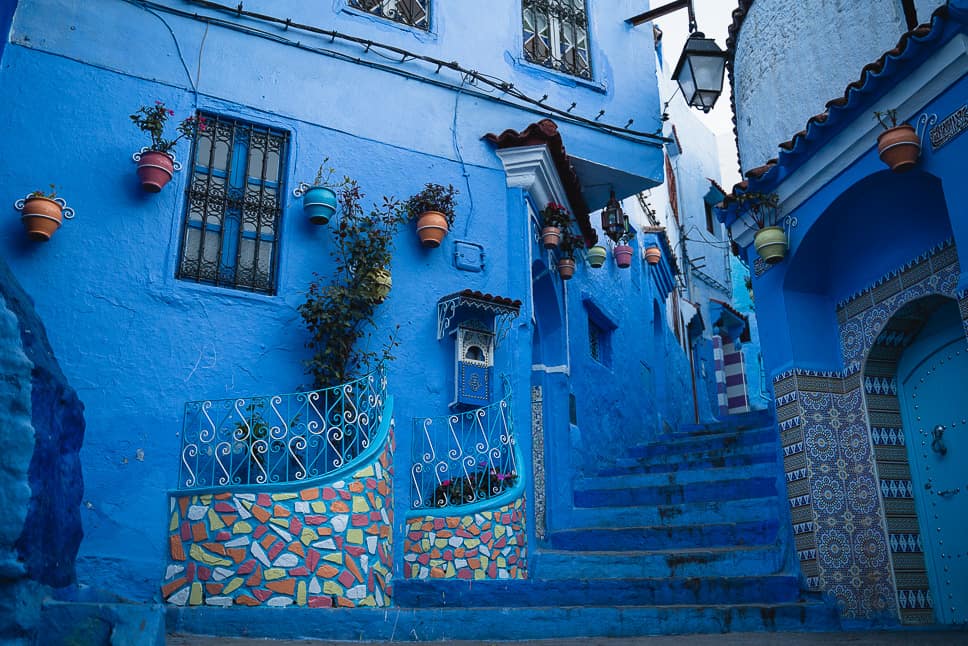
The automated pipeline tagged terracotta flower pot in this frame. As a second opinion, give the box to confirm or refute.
[586,245,607,268]
[372,268,392,302]
[557,258,576,280]
[541,226,561,249]
[877,124,920,172]
[20,196,63,241]
[136,150,175,192]
[644,246,661,265]
[754,226,788,264]
[614,244,633,269]
[416,210,449,248]
[303,186,337,225]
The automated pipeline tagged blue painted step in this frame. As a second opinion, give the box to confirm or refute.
[599,448,776,476]
[169,601,841,640]
[624,440,778,466]
[563,495,780,528]
[579,460,779,489]
[393,574,802,607]
[627,427,776,459]
[534,544,785,579]
[548,518,778,551]
[676,410,776,436]
[574,476,777,508]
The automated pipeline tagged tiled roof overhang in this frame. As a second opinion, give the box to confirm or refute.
[484,119,596,244]
[721,2,959,216]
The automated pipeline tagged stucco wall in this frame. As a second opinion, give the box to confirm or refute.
[731,0,948,172]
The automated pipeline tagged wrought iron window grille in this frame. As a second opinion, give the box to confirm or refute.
[349,0,430,30]
[522,0,592,79]
[177,112,289,295]
[588,315,610,365]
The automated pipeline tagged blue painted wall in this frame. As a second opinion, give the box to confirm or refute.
[0,0,666,599]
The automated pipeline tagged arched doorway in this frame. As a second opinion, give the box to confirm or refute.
[863,295,968,624]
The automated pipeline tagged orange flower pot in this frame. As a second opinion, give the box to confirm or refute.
[877,124,920,172]
[20,196,65,241]
[416,211,449,248]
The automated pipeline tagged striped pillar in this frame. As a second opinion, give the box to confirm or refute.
[723,340,750,414]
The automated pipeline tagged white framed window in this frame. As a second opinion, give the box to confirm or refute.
[522,0,591,79]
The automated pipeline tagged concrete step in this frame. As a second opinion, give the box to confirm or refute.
[393,574,802,607]
[534,543,785,579]
[623,441,779,467]
[167,601,842,640]
[626,427,776,459]
[599,449,776,476]
[561,495,780,528]
[547,518,779,551]
[675,411,776,436]
[579,461,780,490]
[574,476,777,508]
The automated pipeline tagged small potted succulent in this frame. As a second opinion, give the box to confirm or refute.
[404,183,459,248]
[130,101,204,192]
[736,192,786,264]
[613,228,635,269]
[540,202,571,249]
[15,185,74,241]
[297,159,342,225]
[557,227,585,280]
[586,244,607,268]
[874,109,920,172]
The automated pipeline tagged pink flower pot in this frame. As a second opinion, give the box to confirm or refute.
[136,150,175,193]
[614,244,633,269]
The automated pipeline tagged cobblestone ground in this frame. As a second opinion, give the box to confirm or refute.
[169,630,968,645]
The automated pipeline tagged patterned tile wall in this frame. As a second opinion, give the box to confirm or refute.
[162,428,394,608]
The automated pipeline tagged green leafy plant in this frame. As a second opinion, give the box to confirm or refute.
[130,101,205,154]
[404,183,459,226]
[558,226,586,259]
[232,401,302,482]
[432,467,518,507]
[734,191,780,228]
[28,184,58,199]
[541,202,571,229]
[298,178,405,388]
[310,157,340,188]
[873,109,899,130]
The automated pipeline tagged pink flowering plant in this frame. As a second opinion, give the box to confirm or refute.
[130,101,205,155]
[432,464,518,507]
[558,227,586,259]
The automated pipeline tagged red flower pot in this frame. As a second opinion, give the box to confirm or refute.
[136,150,175,192]
[557,258,576,280]
[614,244,633,269]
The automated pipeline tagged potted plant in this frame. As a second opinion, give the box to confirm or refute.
[432,467,518,507]
[15,185,74,241]
[736,192,787,264]
[540,202,571,249]
[586,244,607,268]
[404,183,458,248]
[130,101,204,192]
[297,159,342,225]
[299,178,404,388]
[644,245,662,265]
[613,227,635,269]
[557,227,585,280]
[874,109,920,172]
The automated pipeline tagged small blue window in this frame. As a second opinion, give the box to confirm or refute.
[349,0,430,30]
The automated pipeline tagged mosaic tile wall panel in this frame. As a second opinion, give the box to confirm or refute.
[162,431,394,608]
[403,496,527,580]
[770,240,963,621]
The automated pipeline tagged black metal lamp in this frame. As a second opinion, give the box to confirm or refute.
[601,191,625,243]
[671,32,727,113]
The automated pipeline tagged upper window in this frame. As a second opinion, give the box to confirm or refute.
[523,0,591,79]
[177,113,289,295]
[349,0,430,30]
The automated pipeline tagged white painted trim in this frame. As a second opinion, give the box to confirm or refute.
[730,34,968,248]
[531,363,569,374]
[495,145,572,214]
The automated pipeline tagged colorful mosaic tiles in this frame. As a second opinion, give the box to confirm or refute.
[163,435,394,608]
[403,497,527,581]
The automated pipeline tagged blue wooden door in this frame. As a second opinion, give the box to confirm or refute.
[899,325,968,624]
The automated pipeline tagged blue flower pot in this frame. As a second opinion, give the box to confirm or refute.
[303,186,337,225]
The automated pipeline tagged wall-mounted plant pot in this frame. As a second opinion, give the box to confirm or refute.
[753,226,788,264]
[644,246,661,265]
[587,245,607,268]
[416,210,449,248]
[614,244,633,269]
[303,186,338,224]
[557,258,576,280]
[877,124,920,172]
[541,226,561,249]
[15,195,75,242]
[135,150,176,192]
[372,268,392,302]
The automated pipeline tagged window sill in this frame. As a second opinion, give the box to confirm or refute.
[341,5,436,39]
[513,56,607,94]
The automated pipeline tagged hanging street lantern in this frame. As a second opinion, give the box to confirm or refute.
[671,32,728,113]
[601,191,626,243]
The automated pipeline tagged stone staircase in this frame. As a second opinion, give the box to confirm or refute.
[392,409,841,637]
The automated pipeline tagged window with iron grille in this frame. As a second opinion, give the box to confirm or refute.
[522,0,591,79]
[177,113,289,295]
[588,315,609,365]
[349,0,430,30]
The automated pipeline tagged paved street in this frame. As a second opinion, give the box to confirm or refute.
[169,630,968,645]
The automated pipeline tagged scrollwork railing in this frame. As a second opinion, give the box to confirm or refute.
[410,380,518,509]
[178,367,386,490]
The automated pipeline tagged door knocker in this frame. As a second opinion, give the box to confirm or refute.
[931,425,948,456]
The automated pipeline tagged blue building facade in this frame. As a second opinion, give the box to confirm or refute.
[723,0,968,627]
